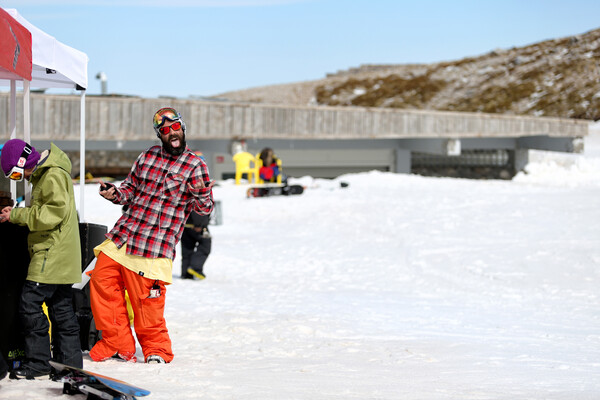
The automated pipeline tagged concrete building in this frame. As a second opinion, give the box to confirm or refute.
[0,93,588,181]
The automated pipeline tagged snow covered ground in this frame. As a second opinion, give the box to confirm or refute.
[2,124,600,399]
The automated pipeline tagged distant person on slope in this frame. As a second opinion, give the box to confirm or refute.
[181,151,212,280]
[89,107,214,364]
[180,210,212,280]
[258,147,286,183]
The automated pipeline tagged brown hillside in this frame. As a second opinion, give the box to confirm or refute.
[213,28,600,121]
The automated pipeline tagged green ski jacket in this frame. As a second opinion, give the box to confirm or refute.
[10,143,81,284]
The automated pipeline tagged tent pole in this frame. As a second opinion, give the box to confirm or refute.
[79,90,86,222]
[9,80,16,203]
[9,80,16,138]
[23,79,32,206]
[23,80,30,143]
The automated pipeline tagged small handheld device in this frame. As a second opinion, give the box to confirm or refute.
[148,280,162,299]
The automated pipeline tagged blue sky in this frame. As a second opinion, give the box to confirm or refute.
[2,0,600,98]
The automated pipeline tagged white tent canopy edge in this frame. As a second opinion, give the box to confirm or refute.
[2,9,88,89]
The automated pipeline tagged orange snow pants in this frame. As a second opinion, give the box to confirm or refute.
[89,252,174,363]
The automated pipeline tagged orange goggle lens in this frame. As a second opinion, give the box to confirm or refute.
[158,121,182,135]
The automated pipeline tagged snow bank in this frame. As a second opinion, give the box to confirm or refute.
[1,122,599,399]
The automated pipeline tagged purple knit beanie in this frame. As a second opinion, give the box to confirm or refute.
[1,139,41,176]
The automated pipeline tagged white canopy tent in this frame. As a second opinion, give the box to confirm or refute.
[0,8,89,220]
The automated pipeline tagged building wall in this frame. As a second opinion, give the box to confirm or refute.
[0,93,588,180]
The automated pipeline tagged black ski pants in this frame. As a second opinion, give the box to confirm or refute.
[19,281,83,372]
[0,351,7,380]
[181,228,211,278]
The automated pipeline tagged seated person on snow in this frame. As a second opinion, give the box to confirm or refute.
[258,147,286,184]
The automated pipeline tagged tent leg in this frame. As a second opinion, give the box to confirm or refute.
[79,90,86,222]
[9,80,16,204]
[24,80,32,206]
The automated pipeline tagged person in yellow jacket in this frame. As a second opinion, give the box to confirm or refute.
[0,139,82,380]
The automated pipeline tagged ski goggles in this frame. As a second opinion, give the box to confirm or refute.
[5,143,32,181]
[153,107,181,130]
[157,121,182,135]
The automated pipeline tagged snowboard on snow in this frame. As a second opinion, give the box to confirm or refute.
[246,183,304,198]
[49,360,150,400]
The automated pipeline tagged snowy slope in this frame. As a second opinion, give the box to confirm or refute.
[1,125,599,399]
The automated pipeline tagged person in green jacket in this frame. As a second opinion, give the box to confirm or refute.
[0,139,82,380]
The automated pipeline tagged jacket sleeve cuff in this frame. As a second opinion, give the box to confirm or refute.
[191,186,212,197]
[111,189,123,204]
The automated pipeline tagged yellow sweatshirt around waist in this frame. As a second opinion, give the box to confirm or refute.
[94,239,173,284]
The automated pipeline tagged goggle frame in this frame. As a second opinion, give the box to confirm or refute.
[158,121,182,135]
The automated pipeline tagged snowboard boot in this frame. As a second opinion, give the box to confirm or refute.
[146,355,166,364]
[10,364,51,380]
[113,352,137,363]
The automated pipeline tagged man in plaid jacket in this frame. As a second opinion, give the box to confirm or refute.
[89,107,214,364]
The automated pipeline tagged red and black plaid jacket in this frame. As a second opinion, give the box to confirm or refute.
[105,145,213,260]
